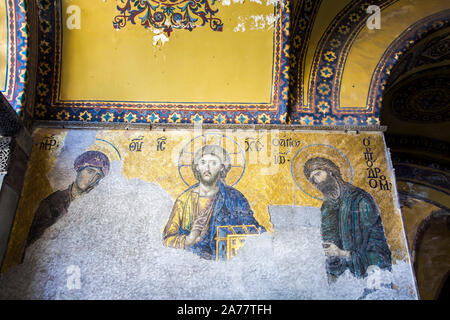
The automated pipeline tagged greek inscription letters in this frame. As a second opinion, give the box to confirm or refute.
[129,136,144,152]
[364,147,374,162]
[40,135,58,151]
[274,152,288,165]
[272,137,301,148]
[362,137,390,191]
[245,137,264,152]
[157,137,167,151]
[367,167,381,179]
[379,175,391,191]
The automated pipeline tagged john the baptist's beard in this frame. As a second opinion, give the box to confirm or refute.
[314,174,341,200]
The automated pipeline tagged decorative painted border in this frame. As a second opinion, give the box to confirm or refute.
[291,0,398,126]
[368,9,450,119]
[288,0,321,118]
[34,0,290,124]
[1,0,28,114]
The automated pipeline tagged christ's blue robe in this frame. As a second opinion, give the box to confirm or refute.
[183,180,265,260]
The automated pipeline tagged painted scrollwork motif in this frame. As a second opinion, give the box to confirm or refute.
[113,0,223,36]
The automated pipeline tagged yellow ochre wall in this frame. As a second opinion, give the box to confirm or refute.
[59,0,275,103]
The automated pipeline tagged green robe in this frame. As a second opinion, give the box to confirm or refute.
[321,182,392,278]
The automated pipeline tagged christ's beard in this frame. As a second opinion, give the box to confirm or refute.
[316,176,341,201]
[199,171,221,187]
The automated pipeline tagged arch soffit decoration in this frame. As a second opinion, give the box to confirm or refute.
[291,0,450,126]
[380,26,450,142]
[0,0,28,115]
[368,9,450,123]
[383,27,450,90]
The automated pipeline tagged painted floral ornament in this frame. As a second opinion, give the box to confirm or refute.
[113,0,224,37]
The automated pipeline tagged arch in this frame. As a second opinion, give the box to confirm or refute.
[411,209,450,269]
[411,209,450,299]
[306,0,397,121]
[292,0,399,125]
[290,0,450,126]
[368,10,450,121]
